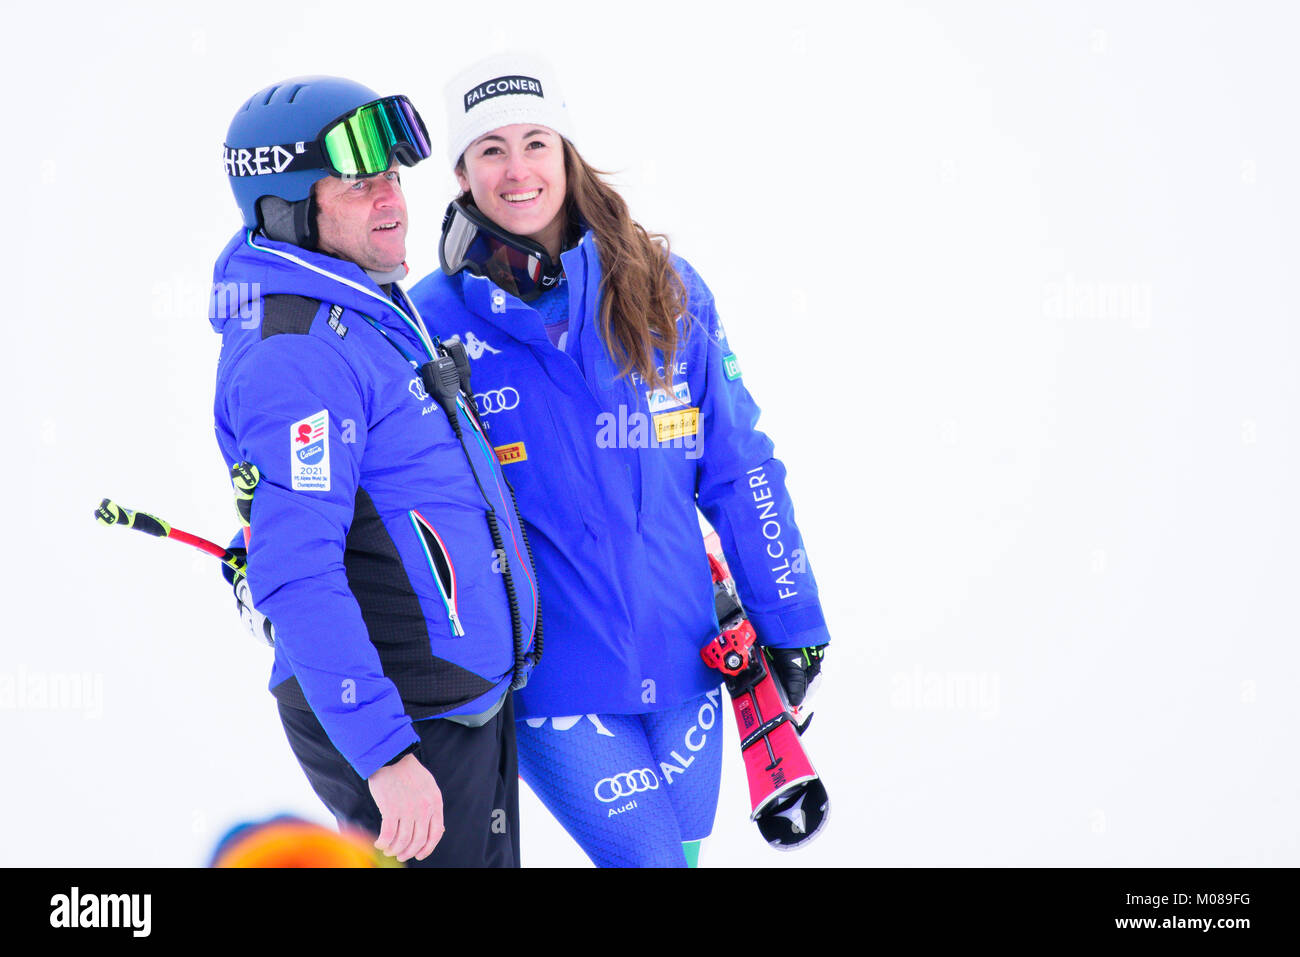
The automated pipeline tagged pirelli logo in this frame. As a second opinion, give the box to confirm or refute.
[494,441,527,465]
[653,407,699,443]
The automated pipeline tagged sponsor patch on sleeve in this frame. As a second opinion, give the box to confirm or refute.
[494,441,527,465]
[290,410,331,491]
[653,407,699,443]
[722,353,742,381]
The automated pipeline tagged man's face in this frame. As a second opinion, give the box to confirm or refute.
[313,163,407,271]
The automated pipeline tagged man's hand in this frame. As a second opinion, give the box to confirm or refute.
[764,644,827,709]
[367,752,444,863]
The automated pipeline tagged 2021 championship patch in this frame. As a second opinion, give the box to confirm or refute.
[291,410,331,491]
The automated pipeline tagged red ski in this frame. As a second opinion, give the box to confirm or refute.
[700,535,829,849]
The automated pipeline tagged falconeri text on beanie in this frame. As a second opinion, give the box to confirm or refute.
[444,52,575,168]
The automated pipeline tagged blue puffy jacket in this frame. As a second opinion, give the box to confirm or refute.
[209,230,539,778]
[409,230,828,719]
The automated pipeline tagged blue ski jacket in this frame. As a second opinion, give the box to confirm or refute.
[408,230,829,719]
[209,230,539,779]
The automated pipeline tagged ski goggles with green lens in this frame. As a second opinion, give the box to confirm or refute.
[224,95,432,180]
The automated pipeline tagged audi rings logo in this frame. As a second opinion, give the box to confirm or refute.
[594,768,660,803]
[475,387,520,416]
[409,378,430,402]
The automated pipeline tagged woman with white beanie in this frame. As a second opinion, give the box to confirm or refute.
[410,52,832,867]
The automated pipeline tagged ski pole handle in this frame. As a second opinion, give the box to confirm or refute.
[230,461,260,547]
[95,498,170,538]
[95,497,246,574]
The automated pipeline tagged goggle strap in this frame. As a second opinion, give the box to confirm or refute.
[224,140,325,178]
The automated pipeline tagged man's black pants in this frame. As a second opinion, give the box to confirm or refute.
[278,695,520,868]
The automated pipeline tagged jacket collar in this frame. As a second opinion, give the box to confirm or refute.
[457,229,602,348]
[212,230,435,359]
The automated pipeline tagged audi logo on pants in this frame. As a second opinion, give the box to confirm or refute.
[475,387,520,416]
[594,768,660,802]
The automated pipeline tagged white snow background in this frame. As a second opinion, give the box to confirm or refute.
[1,0,1297,868]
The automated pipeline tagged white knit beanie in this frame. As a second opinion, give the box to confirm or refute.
[444,51,574,168]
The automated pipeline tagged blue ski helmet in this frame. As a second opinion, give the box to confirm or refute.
[223,76,384,230]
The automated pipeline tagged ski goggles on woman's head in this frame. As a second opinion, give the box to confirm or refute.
[439,197,563,302]
[225,95,432,180]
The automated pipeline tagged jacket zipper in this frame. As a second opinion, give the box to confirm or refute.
[409,510,465,637]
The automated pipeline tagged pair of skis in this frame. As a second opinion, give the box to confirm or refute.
[700,535,830,849]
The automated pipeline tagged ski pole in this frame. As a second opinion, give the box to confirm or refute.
[94,498,246,575]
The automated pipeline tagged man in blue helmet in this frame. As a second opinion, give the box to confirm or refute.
[210,76,541,867]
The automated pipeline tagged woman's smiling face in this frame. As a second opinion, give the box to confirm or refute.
[456,124,568,258]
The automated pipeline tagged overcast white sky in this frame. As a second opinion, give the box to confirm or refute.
[2,1,1297,867]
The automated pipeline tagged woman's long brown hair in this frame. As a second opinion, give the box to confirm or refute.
[559,140,687,394]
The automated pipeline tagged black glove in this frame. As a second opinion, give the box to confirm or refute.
[764,644,826,709]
